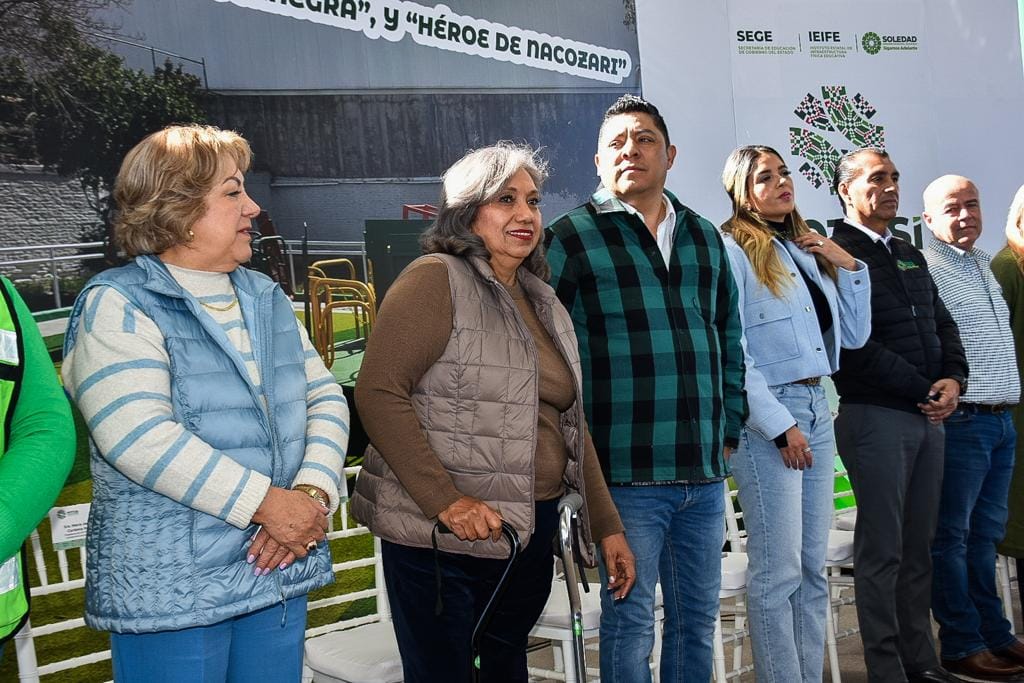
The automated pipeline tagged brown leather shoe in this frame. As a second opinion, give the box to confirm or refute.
[995,639,1024,667]
[943,650,1024,681]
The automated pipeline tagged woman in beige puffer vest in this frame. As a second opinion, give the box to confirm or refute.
[351,143,634,683]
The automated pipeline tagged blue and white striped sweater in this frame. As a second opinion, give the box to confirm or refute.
[62,256,349,632]
[64,262,349,525]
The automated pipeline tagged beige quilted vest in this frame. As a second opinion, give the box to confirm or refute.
[351,254,595,562]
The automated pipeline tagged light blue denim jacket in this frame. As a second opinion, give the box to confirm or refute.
[723,235,872,439]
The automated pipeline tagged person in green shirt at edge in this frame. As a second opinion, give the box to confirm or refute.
[0,275,76,660]
[992,184,1024,622]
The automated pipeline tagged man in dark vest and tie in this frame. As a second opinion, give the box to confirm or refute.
[830,147,968,683]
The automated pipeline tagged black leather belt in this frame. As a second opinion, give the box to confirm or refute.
[961,403,1015,414]
[792,377,822,386]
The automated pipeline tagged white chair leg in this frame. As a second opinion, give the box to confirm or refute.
[998,555,1017,634]
[825,585,842,683]
[13,619,40,683]
[652,616,663,683]
[560,637,578,683]
[1012,557,1020,635]
[713,614,727,682]
[552,642,565,674]
[730,597,746,673]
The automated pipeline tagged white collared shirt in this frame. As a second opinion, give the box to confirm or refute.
[622,194,676,267]
[845,217,895,251]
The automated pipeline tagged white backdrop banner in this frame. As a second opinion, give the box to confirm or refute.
[213,0,633,83]
[636,0,1024,252]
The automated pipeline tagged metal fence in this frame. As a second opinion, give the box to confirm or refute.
[277,239,368,294]
[0,242,106,309]
[0,239,367,309]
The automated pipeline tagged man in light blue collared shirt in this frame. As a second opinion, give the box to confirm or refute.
[923,174,1024,680]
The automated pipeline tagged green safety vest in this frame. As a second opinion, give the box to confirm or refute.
[0,280,29,644]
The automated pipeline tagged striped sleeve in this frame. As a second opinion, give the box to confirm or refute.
[292,323,349,513]
[61,286,271,528]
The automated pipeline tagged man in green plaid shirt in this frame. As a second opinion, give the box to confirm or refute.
[546,95,747,683]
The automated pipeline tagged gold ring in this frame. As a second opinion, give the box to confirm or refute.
[816,240,824,247]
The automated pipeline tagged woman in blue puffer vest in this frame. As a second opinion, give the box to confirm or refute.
[62,125,350,682]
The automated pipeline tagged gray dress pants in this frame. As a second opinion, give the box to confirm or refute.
[836,403,945,683]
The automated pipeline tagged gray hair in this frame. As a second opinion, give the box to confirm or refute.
[421,142,550,280]
[833,146,889,214]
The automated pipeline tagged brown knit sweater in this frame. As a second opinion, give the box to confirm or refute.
[354,258,623,541]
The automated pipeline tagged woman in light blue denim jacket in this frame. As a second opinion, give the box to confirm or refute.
[720,145,872,682]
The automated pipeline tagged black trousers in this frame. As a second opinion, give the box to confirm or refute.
[836,403,946,682]
[382,499,558,683]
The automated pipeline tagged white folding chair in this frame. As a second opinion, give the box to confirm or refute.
[823,529,855,683]
[833,456,857,532]
[713,481,751,682]
[15,503,110,683]
[714,551,750,682]
[824,461,860,683]
[529,559,667,682]
[303,467,403,683]
[529,575,604,682]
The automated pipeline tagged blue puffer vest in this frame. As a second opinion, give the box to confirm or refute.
[64,255,333,633]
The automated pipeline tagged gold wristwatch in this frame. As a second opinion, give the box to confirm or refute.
[294,484,329,509]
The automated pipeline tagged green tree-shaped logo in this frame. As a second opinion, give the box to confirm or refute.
[862,32,882,55]
[789,85,886,194]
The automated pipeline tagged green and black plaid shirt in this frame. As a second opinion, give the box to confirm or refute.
[545,188,747,485]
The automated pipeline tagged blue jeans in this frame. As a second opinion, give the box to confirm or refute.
[599,482,724,683]
[110,595,307,682]
[931,407,1017,660]
[730,383,834,682]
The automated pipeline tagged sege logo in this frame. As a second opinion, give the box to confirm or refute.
[736,30,773,42]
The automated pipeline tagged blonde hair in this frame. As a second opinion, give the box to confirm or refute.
[721,145,836,296]
[1005,184,1024,268]
[113,124,253,257]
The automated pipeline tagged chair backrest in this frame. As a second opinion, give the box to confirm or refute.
[305,465,390,639]
[15,504,110,683]
[833,457,856,510]
[723,479,746,552]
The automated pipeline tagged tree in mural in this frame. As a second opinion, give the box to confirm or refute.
[1,3,208,255]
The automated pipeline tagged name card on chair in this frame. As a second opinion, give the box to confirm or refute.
[48,504,90,552]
